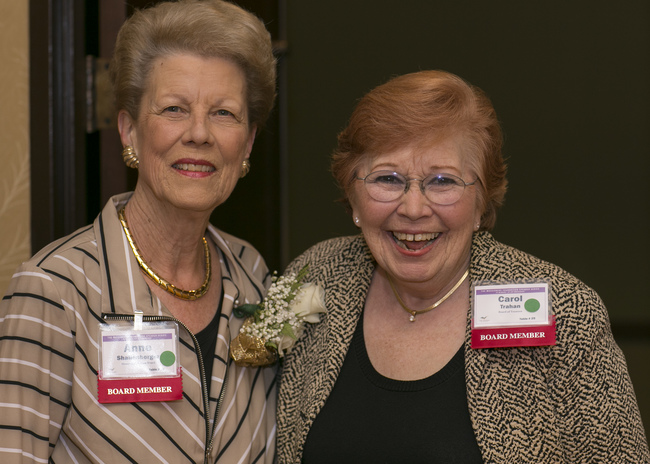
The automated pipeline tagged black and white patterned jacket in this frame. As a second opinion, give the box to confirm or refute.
[277,232,649,463]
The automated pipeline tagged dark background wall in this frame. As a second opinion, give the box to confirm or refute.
[283,0,649,425]
[284,0,649,322]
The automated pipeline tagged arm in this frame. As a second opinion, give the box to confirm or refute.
[552,288,649,462]
[0,263,75,462]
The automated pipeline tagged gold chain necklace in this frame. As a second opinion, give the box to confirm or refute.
[118,207,211,301]
[387,269,469,322]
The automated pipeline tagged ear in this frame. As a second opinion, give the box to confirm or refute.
[244,124,257,160]
[118,110,137,147]
[474,207,483,231]
[351,205,361,228]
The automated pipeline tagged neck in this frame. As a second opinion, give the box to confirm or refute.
[124,194,212,288]
[380,265,471,318]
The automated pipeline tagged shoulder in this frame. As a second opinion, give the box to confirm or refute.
[472,232,596,295]
[285,235,373,276]
[207,224,270,284]
[471,232,608,341]
[208,224,262,259]
[2,224,98,327]
[18,224,99,281]
[2,195,133,303]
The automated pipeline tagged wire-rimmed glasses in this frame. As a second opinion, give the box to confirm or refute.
[357,170,477,205]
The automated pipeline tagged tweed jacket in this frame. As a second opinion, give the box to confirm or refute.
[276,232,649,463]
[0,193,277,463]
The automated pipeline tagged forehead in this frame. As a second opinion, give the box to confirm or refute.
[144,54,246,99]
[359,137,469,173]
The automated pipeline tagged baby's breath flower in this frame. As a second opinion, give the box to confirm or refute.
[235,264,326,357]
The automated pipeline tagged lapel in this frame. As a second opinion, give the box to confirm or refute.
[465,231,493,390]
[95,193,158,317]
[308,236,376,419]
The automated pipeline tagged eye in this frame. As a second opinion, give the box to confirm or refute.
[163,106,182,113]
[216,109,235,117]
[425,174,462,189]
[369,172,405,186]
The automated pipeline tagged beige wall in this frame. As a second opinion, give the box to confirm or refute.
[0,0,30,296]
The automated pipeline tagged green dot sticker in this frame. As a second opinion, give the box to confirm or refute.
[160,351,176,367]
[524,298,541,313]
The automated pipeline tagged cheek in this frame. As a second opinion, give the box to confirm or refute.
[452,185,481,219]
[219,130,254,164]
[135,122,175,156]
[358,204,394,238]
[349,184,378,222]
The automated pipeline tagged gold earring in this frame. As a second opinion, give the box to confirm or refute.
[240,160,251,178]
[122,145,139,169]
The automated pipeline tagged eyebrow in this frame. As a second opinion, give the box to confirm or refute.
[369,166,462,175]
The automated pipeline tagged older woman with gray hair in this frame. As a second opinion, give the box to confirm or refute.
[0,1,277,462]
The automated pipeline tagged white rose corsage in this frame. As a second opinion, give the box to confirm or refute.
[230,264,326,367]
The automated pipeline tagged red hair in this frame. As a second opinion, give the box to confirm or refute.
[331,70,507,230]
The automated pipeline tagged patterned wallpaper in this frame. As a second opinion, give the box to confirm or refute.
[0,1,30,296]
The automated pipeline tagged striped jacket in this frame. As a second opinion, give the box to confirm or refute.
[277,233,649,463]
[0,193,277,463]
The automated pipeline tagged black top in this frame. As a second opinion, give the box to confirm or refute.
[302,312,483,463]
[194,285,224,398]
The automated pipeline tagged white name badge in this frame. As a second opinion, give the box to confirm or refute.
[100,328,179,378]
[473,282,550,328]
[98,320,183,403]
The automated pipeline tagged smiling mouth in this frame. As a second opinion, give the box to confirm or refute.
[172,163,216,172]
[391,231,440,251]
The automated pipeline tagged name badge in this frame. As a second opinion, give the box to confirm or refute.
[97,319,183,403]
[471,282,556,349]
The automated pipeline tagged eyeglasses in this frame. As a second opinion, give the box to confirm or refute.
[357,170,477,205]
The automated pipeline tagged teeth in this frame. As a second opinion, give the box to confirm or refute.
[173,163,215,172]
[393,232,439,241]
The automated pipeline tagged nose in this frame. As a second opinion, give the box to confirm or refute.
[403,178,427,197]
[397,180,433,219]
[185,113,213,145]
